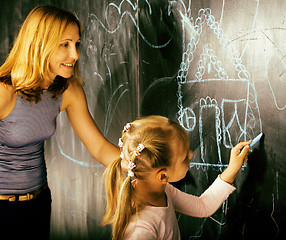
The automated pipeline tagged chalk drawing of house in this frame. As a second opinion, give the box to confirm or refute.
[177,8,262,171]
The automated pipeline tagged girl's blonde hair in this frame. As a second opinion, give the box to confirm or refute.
[0,5,83,102]
[102,115,189,240]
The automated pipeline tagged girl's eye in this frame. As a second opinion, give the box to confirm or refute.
[183,151,191,163]
[76,42,81,49]
[184,155,189,163]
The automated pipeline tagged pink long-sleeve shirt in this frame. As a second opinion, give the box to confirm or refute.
[124,176,236,240]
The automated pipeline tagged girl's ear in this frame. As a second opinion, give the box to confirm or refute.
[156,168,169,184]
[131,179,137,187]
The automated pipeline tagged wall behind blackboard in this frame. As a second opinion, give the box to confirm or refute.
[0,0,285,239]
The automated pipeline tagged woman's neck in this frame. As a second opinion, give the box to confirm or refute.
[41,76,55,89]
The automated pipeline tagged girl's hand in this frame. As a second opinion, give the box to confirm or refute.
[220,140,251,184]
[229,140,251,170]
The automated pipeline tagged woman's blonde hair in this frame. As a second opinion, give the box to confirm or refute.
[102,115,189,240]
[0,5,83,102]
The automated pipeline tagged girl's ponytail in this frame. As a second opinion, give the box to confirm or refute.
[101,157,123,226]
[112,174,134,239]
[101,156,135,240]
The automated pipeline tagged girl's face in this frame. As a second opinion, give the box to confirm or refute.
[48,23,81,82]
[167,142,193,182]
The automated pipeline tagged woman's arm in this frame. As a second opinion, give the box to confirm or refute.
[61,81,120,166]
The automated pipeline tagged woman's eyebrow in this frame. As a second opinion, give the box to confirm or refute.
[60,38,81,42]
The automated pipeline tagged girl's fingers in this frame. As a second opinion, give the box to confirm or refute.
[240,144,250,158]
[235,140,251,151]
[231,140,251,159]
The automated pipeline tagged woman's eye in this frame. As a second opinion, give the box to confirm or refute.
[60,42,69,47]
[76,42,81,48]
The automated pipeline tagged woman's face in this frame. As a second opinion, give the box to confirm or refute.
[48,23,81,82]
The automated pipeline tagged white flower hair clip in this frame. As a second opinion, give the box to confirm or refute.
[118,138,123,148]
[124,123,131,132]
[128,160,136,170]
[128,170,135,178]
[128,160,136,178]
[134,143,145,157]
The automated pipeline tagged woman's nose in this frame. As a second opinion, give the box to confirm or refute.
[69,45,80,60]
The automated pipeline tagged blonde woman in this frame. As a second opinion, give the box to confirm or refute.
[102,115,251,240]
[0,6,119,239]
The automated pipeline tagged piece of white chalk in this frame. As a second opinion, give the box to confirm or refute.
[249,133,263,148]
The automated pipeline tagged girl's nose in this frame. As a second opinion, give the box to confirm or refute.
[188,150,194,161]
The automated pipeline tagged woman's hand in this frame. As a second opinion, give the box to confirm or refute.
[220,140,251,184]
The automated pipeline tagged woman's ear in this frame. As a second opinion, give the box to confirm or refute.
[156,168,169,184]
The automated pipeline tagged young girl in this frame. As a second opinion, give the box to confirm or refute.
[102,115,251,240]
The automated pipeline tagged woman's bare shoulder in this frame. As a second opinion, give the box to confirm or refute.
[61,80,84,111]
[0,83,16,119]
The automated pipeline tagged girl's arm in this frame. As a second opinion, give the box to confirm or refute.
[62,81,120,166]
[167,176,235,218]
[220,141,251,184]
[169,141,250,218]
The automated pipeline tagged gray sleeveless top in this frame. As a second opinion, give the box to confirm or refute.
[0,91,62,194]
